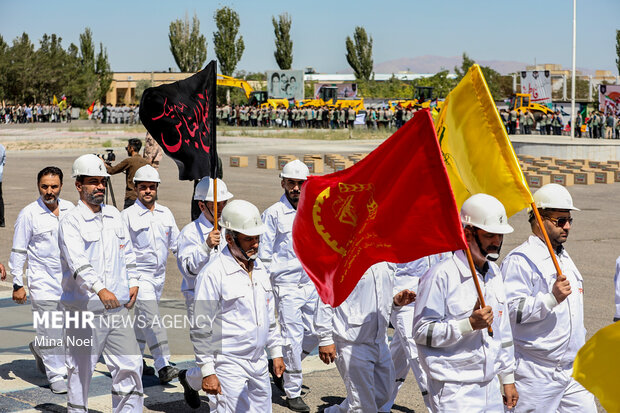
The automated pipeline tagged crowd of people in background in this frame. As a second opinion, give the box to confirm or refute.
[215,104,421,130]
[1,103,73,124]
[90,103,141,125]
[499,107,620,138]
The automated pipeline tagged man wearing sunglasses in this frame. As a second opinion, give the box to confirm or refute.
[501,183,596,413]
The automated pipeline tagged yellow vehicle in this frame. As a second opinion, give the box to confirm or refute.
[298,86,365,112]
[217,74,289,109]
[388,86,440,111]
[510,93,554,115]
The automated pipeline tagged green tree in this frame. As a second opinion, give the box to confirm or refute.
[95,43,112,103]
[616,29,620,75]
[345,26,373,80]
[454,52,504,100]
[413,70,457,98]
[134,79,152,102]
[9,33,36,102]
[169,12,207,72]
[272,13,293,70]
[213,6,245,77]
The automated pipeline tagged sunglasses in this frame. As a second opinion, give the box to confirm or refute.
[545,216,573,227]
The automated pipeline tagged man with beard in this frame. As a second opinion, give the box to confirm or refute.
[413,194,518,412]
[188,200,285,412]
[9,166,73,393]
[58,154,143,412]
[177,176,233,408]
[258,160,317,412]
[121,165,180,383]
[501,184,596,412]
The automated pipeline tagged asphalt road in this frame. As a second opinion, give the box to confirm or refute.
[0,124,613,412]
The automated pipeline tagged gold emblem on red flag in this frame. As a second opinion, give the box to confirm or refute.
[312,182,380,259]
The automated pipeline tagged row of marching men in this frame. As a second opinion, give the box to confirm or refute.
[3,151,598,412]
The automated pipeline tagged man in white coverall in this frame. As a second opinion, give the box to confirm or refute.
[58,154,143,413]
[121,165,179,384]
[315,262,416,413]
[500,183,596,412]
[258,159,318,412]
[9,166,73,394]
[413,194,518,412]
[379,253,451,413]
[188,199,285,412]
[177,176,233,408]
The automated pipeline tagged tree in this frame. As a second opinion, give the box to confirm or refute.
[168,12,207,72]
[213,7,245,77]
[345,27,373,81]
[95,43,112,103]
[272,13,293,70]
[134,79,152,102]
[454,52,505,100]
[616,29,620,75]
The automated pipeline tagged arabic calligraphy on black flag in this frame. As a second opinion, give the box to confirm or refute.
[139,60,217,180]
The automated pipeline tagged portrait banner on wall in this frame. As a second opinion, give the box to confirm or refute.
[520,70,552,105]
[266,70,304,101]
[599,84,620,115]
[313,83,358,99]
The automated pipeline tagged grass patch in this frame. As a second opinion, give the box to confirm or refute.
[102,140,113,147]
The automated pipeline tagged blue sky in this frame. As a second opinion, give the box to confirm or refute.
[1,0,618,74]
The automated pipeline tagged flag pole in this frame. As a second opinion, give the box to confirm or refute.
[530,202,564,279]
[464,246,494,337]
[213,178,218,231]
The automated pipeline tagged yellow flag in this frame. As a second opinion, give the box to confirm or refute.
[53,95,58,105]
[435,64,533,217]
[573,322,620,412]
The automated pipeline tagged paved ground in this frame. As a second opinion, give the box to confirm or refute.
[0,122,612,412]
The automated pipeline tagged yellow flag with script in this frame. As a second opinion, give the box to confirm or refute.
[435,64,533,217]
[52,95,58,105]
[573,322,620,412]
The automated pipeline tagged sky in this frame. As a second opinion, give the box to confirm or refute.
[1,0,618,75]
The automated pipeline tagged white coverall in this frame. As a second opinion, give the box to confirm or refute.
[9,197,74,385]
[189,246,284,412]
[121,199,179,372]
[315,262,396,413]
[176,212,225,387]
[379,253,451,413]
[59,200,143,413]
[258,194,319,398]
[613,255,620,321]
[413,250,516,413]
[501,235,596,413]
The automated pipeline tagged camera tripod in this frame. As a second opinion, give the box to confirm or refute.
[105,176,117,208]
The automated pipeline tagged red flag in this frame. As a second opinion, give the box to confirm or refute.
[293,109,466,307]
[87,101,95,115]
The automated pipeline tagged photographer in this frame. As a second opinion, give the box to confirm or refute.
[103,138,148,209]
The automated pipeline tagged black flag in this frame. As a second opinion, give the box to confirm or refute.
[140,61,217,180]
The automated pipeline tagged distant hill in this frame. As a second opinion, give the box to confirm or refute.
[340,55,594,75]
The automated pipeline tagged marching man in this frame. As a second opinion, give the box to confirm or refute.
[315,262,416,412]
[501,184,596,412]
[413,194,518,412]
[9,166,73,394]
[259,159,319,412]
[121,165,180,383]
[187,200,285,412]
[58,154,143,412]
[177,176,233,408]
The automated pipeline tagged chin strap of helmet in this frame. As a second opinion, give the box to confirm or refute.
[471,227,502,262]
[231,231,256,262]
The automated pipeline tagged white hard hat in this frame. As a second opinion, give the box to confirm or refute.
[219,200,267,236]
[193,177,234,202]
[280,159,309,180]
[533,183,580,211]
[461,193,514,234]
[133,165,160,183]
[72,154,110,178]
